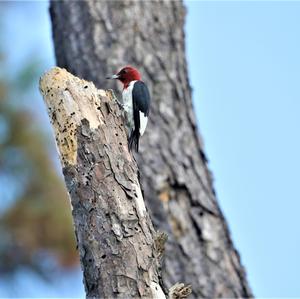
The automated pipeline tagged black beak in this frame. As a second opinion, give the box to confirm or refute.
[106,74,119,79]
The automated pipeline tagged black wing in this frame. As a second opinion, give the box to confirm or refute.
[132,81,151,117]
[129,81,151,152]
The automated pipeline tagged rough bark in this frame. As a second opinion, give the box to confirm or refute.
[39,67,166,298]
[50,1,253,298]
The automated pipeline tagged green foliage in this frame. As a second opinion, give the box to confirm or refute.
[0,12,78,274]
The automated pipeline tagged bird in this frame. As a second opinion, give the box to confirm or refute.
[106,66,151,152]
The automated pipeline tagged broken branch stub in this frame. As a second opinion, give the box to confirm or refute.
[39,67,165,298]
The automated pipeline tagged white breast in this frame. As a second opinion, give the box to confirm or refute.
[122,81,136,132]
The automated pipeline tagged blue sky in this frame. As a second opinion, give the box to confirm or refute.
[186,1,300,297]
[2,1,300,297]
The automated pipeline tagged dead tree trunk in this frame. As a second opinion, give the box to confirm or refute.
[39,67,167,298]
[50,1,253,298]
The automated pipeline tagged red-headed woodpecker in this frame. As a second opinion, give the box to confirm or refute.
[107,66,151,152]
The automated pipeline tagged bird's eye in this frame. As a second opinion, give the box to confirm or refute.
[118,69,128,76]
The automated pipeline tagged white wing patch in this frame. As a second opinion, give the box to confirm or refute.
[139,111,148,136]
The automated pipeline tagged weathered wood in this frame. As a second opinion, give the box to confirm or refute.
[50,1,253,297]
[39,67,166,298]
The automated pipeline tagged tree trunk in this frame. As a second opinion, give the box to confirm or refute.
[39,67,167,298]
[50,1,253,298]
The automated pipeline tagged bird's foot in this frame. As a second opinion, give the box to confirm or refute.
[107,89,124,109]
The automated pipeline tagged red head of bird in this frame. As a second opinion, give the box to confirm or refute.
[107,66,141,89]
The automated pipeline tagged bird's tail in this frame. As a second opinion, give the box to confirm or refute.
[128,129,140,152]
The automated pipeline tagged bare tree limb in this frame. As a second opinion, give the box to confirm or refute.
[39,67,166,298]
[49,1,252,297]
